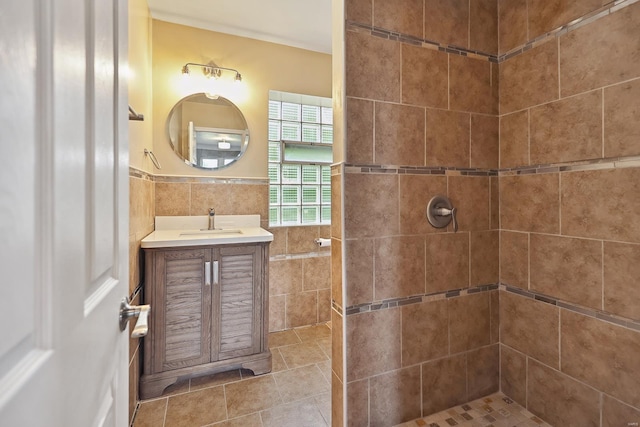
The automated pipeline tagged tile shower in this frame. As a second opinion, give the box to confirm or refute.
[334,0,640,426]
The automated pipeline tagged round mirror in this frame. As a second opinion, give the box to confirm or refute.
[167,93,249,170]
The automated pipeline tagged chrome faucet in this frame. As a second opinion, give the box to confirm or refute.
[208,208,216,230]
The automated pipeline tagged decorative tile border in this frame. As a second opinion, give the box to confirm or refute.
[499,155,640,176]
[128,167,268,185]
[343,164,499,176]
[337,283,500,316]
[502,284,640,332]
[346,0,638,64]
[270,252,331,262]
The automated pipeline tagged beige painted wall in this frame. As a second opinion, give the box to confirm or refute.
[151,20,332,178]
[128,0,153,173]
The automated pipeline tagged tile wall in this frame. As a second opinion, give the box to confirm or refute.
[339,0,640,425]
[341,0,500,425]
[498,0,640,425]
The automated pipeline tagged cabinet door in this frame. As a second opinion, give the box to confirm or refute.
[214,245,263,360]
[154,248,212,371]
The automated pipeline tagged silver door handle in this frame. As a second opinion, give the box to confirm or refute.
[213,260,219,286]
[205,261,211,286]
[119,297,151,338]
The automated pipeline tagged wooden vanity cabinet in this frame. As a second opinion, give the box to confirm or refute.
[140,242,271,399]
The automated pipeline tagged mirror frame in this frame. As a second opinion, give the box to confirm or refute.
[166,93,250,170]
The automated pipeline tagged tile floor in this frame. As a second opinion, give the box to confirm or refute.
[395,392,552,427]
[132,323,332,427]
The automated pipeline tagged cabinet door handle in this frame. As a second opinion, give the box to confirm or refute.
[205,261,211,286]
[213,260,219,286]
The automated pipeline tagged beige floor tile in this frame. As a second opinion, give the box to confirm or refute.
[133,398,167,427]
[268,330,301,348]
[164,386,227,427]
[161,379,190,397]
[271,348,288,373]
[207,413,263,427]
[314,392,331,425]
[224,375,283,419]
[318,360,332,383]
[317,336,331,358]
[279,341,328,369]
[190,370,242,391]
[260,397,328,427]
[273,364,330,403]
[294,323,332,342]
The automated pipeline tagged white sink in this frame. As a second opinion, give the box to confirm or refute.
[180,229,243,236]
[141,215,272,248]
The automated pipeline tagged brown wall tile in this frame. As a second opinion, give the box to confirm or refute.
[449,176,491,231]
[450,55,498,115]
[370,366,422,426]
[269,295,286,332]
[346,378,368,427]
[333,372,345,427]
[426,232,470,292]
[401,45,448,109]
[424,0,469,47]
[346,308,401,381]
[500,40,559,114]
[604,241,640,321]
[270,259,302,296]
[399,174,448,235]
[287,226,320,254]
[467,344,499,400]
[318,289,331,323]
[528,0,602,39]
[346,98,374,164]
[500,291,559,368]
[346,31,400,102]
[470,230,499,285]
[561,309,640,408]
[375,236,426,300]
[130,176,155,235]
[401,299,449,366]
[374,0,423,39]
[375,102,425,166]
[561,168,640,243]
[190,183,268,217]
[500,173,559,233]
[604,78,640,158]
[155,182,190,216]
[332,238,343,308]
[332,309,344,380]
[490,177,499,230]
[346,0,372,24]
[345,238,373,307]
[500,231,529,288]
[286,291,318,328]
[267,227,286,256]
[422,354,468,415]
[602,395,640,427]
[530,234,602,309]
[344,173,399,238]
[499,110,529,168]
[331,173,342,239]
[449,293,491,353]
[470,114,499,169]
[470,0,498,54]
[426,109,470,167]
[530,90,603,164]
[560,2,640,97]
[498,0,528,54]
[528,359,600,427]
[490,290,499,344]
[500,345,526,405]
[303,256,331,291]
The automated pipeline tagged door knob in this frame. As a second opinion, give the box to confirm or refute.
[119,297,151,338]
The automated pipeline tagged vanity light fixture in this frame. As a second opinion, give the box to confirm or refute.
[181,62,242,83]
[218,141,231,150]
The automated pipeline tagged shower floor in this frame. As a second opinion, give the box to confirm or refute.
[395,392,552,427]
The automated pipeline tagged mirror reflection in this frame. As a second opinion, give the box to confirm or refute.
[167,93,249,169]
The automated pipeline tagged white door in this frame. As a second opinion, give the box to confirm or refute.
[0,0,129,425]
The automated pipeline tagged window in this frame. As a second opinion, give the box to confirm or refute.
[268,91,333,226]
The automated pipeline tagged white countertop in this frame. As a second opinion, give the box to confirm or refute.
[141,215,273,248]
